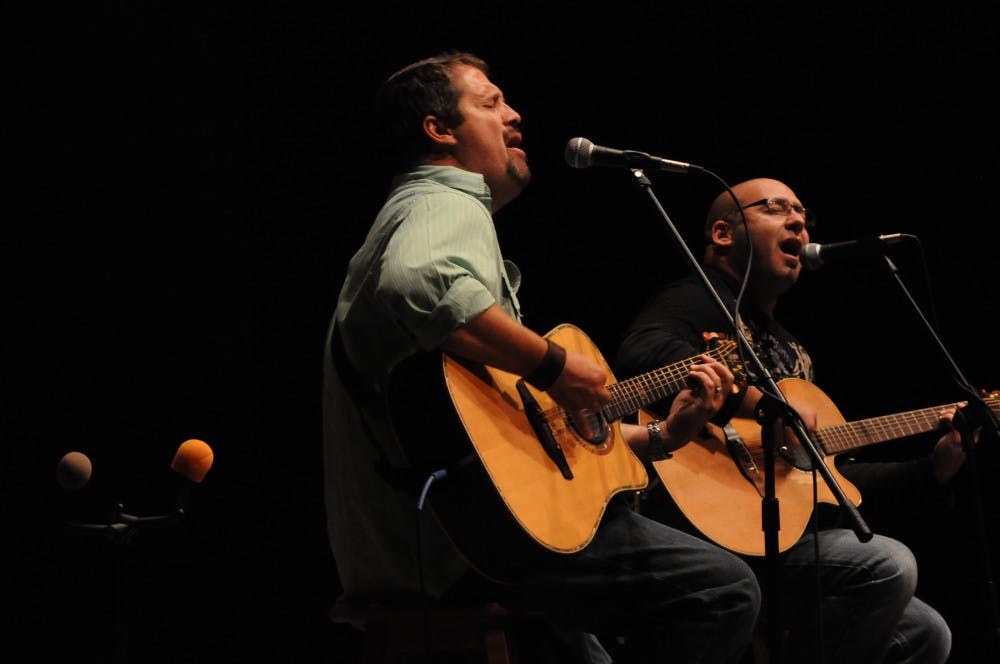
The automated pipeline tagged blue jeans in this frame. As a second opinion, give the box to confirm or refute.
[761,528,951,664]
[450,500,762,663]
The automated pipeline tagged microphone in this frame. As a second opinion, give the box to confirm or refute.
[56,451,93,490]
[799,234,910,270]
[170,438,214,515]
[59,441,215,541]
[171,438,214,483]
[564,136,703,174]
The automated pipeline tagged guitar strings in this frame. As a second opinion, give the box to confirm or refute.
[607,344,736,420]
[530,342,998,453]
[535,344,736,428]
[814,397,999,453]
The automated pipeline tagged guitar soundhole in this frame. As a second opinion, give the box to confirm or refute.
[567,410,610,448]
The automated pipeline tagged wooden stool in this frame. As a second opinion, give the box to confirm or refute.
[329,599,544,664]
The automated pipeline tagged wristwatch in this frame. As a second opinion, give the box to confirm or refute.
[646,420,672,461]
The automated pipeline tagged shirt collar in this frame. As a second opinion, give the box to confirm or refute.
[397,165,493,210]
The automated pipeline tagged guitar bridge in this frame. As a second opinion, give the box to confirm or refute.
[516,380,574,480]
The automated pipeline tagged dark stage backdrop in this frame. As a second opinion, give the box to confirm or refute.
[7,4,999,663]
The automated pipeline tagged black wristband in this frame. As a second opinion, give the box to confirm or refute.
[524,339,567,391]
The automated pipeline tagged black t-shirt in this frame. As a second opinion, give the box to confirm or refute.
[615,266,813,416]
[614,265,946,535]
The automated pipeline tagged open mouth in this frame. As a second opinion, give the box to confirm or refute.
[779,238,802,258]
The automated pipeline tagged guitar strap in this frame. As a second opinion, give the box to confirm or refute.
[723,423,766,498]
[328,324,427,496]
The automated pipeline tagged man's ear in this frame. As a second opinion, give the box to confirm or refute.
[711,219,734,247]
[423,115,457,148]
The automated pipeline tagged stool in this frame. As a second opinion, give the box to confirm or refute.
[329,599,544,664]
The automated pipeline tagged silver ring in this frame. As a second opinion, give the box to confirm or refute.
[714,386,722,394]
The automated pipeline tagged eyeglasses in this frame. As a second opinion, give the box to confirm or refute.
[741,197,816,228]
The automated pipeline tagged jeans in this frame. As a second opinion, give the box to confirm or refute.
[449,500,762,663]
[760,528,951,664]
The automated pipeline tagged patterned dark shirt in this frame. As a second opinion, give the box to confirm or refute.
[615,266,813,415]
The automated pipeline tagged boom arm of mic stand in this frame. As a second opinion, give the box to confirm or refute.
[883,256,1000,437]
[629,168,873,543]
[882,255,1000,654]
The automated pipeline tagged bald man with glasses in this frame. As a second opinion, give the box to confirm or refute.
[614,177,956,664]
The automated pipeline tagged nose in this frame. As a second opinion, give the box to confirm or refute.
[786,213,807,233]
[504,102,521,125]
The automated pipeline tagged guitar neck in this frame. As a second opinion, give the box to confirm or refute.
[817,397,1000,454]
[602,345,734,422]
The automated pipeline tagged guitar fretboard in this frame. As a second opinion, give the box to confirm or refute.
[816,398,1000,454]
[602,342,737,422]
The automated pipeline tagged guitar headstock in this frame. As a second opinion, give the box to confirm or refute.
[702,331,748,391]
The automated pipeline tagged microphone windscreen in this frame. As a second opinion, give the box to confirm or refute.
[170,439,214,483]
[564,137,593,169]
[56,451,93,490]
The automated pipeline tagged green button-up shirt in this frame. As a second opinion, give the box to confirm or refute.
[323,165,523,598]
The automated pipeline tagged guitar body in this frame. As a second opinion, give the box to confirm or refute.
[647,378,861,556]
[387,324,648,579]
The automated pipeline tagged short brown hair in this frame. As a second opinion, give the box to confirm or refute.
[375,51,488,174]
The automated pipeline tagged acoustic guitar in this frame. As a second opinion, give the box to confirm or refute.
[642,377,997,556]
[387,323,743,578]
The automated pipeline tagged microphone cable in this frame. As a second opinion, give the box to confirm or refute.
[414,469,448,594]
[414,467,449,659]
[417,469,448,511]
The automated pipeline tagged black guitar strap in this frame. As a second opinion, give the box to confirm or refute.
[328,324,376,406]
[328,324,427,496]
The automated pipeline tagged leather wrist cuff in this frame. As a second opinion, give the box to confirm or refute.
[524,339,567,391]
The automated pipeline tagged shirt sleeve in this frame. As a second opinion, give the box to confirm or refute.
[835,452,956,534]
[377,191,501,350]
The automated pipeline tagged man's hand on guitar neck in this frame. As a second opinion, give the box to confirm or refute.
[933,404,976,484]
[662,354,737,447]
[739,384,975,484]
[627,354,736,458]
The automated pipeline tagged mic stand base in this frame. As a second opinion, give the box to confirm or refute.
[62,503,185,664]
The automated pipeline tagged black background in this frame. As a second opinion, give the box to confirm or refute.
[7,3,1000,662]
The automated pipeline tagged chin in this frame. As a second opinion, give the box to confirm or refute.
[507,160,531,188]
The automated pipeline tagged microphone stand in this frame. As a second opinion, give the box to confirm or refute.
[881,255,1000,658]
[628,169,873,663]
[64,504,185,664]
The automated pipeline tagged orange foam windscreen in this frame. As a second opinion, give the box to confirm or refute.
[170,439,214,483]
[56,451,93,490]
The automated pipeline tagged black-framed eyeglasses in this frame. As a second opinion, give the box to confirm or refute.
[742,197,816,228]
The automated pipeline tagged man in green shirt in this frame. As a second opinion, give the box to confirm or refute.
[323,51,760,663]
